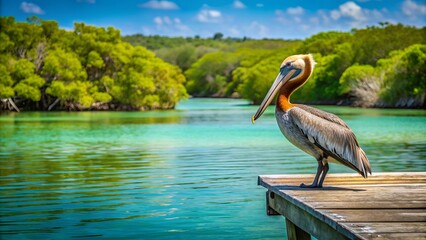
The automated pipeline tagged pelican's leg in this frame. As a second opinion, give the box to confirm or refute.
[300,160,323,188]
[317,162,329,188]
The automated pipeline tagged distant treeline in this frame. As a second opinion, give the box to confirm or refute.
[0,16,187,111]
[126,23,426,108]
[1,17,425,112]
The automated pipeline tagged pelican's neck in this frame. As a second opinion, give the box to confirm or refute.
[276,82,297,112]
[276,55,314,112]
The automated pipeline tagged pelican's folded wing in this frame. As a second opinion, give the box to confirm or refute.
[297,105,351,129]
[289,105,371,177]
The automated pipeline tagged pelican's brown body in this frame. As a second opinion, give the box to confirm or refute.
[253,54,371,188]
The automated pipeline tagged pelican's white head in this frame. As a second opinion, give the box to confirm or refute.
[252,54,315,123]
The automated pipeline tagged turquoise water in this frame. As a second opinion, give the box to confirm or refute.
[1,98,425,239]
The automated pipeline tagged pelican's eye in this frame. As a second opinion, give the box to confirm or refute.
[285,62,292,67]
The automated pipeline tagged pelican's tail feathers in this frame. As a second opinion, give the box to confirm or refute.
[358,148,372,178]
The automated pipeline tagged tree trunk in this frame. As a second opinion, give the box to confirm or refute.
[48,98,60,111]
[7,98,20,112]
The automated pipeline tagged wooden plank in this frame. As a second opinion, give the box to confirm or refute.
[260,177,426,184]
[320,209,426,222]
[282,187,426,198]
[260,172,426,180]
[341,222,426,234]
[307,201,426,209]
[285,190,426,202]
[260,179,426,187]
[280,185,426,193]
[292,194,426,202]
[259,172,426,187]
[258,173,426,183]
[277,184,426,191]
[359,232,426,240]
[293,196,426,204]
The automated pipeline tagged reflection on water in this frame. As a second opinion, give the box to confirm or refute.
[1,98,425,239]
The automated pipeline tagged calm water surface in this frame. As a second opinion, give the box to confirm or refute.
[1,98,425,239]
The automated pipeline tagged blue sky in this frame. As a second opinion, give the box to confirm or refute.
[1,0,425,39]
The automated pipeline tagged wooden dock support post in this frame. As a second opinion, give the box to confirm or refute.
[266,191,279,215]
[285,218,311,240]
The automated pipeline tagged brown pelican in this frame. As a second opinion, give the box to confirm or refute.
[252,54,371,188]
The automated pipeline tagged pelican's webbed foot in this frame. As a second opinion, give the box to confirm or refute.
[300,183,322,188]
[300,159,329,189]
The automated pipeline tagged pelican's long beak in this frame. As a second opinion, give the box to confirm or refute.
[252,68,296,123]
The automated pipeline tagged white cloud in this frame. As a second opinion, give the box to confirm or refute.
[327,1,390,27]
[153,16,173,25]
[153,16,191,34]
[154,16,163,25]
[233,0,246,9]
[275,7,305,24]
[330,1,368,22]
[139,0,179,10]
[256,3,264,8]
[402,0,426,19]
[20,2,44,14]
[339,1,366,21]
[197,9,222,23]
[286,6,304,15]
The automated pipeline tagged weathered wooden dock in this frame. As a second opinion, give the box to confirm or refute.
[258,172,426,240]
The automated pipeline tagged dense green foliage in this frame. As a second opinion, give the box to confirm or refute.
[377,44,426,107]
[126,24,424,108]
[123,33,246,51]
[0,17,187,111]
[124,35,300,100]
[291,24,426,107]
[185,41,302,99]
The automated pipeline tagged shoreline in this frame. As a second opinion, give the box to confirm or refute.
[1,97,425,113]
